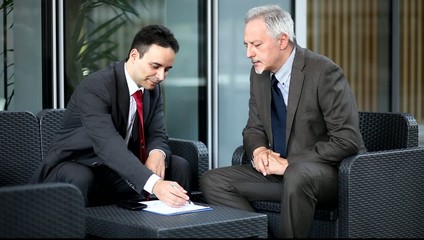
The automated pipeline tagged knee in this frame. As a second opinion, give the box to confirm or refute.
[171,155,191,172]
[282,164,314,194]
[56,162,95,190]
[199,169,220,192]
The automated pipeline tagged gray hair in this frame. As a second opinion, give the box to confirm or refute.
[245,5,295,43]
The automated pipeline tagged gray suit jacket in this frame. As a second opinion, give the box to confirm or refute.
[30,61,171,194]
[243,45,365,165]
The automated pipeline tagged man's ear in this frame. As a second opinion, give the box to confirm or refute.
[279,34,289,49]
[129,48,139,61]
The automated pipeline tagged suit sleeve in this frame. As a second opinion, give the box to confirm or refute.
[288,60,363,165]
[72,74,153,195]
[242,68,272,160]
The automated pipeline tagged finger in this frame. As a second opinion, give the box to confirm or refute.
[270,151,280,157]
[256,162,268,176]
[170,183,188,196]
[169,183,190,206]
[262,157,269,167]
[256,159,265,170]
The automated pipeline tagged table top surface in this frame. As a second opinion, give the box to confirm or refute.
[86,202,268,238]
[87,202,267,228]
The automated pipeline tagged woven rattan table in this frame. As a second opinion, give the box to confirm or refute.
[86,203,268,238]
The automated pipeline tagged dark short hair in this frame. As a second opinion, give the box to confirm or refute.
[126,24,179,60]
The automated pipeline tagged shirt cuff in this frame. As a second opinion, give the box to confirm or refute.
[144,174,161,194]
[149,149,166,158]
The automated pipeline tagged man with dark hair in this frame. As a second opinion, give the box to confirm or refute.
[31,24,191,208]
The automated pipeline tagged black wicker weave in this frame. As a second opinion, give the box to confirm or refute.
[37,108,66,159]
[0,111,41,186]
[231,111,423,238]
[0,183,86,238]
[0,111,85,238]
[169,137,209,202]
[86,204,267,238]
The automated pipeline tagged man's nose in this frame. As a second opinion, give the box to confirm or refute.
[246,45,254,58]
[156,69,165,80]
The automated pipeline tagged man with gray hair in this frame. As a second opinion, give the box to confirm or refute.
[200,5,364,238]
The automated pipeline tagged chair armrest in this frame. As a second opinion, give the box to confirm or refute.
[338,147,424,238]
[359,112,419,151]
[169,138,209,193]
[0,182,86,238]
[232,145,249,166]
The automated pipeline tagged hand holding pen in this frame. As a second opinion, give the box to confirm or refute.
[171,183,193,205]
[152,179,190,208]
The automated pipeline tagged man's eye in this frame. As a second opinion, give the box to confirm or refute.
[151,64,160,69]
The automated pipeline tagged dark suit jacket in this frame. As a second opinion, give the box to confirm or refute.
[30,61,171,194]
[243,45,365,165]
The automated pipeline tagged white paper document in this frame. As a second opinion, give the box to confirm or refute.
[140,200,212,216]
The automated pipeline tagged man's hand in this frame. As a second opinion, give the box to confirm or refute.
[252,147,287,176]
[152,180,190,208]
[252,147,273,175]
[144,150,166,178]
[264,154,288,175]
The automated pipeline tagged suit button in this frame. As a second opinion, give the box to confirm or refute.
[91,162,99,166]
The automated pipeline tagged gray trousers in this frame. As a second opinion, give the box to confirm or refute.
[44,155,191,207]
[200,161,337,238]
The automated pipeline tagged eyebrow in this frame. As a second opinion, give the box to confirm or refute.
[151,62,173,70]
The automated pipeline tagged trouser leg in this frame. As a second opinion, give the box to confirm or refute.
[200,164,283,212]
[44,161,138,206]
[280,162,337,238]
[165,154,192,193]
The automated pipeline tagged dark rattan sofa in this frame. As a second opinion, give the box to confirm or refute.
[232,111,424,238]
[0,111,86,238]
[0,109,209,237]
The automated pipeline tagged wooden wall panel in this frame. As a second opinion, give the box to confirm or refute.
[307,0,423,123]
[400,0,423,122]
[307,0,378,111]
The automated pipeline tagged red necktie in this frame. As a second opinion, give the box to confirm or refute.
[133,90,147,163]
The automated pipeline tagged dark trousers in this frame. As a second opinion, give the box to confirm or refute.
[44,155,191,207]
[199,162,337,238]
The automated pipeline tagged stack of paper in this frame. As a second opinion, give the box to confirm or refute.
[139,200,212,216]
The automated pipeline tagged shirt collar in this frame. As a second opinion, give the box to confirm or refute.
[272,46,296,83]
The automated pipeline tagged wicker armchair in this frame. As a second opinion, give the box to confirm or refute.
[0,111,85,238]
[37,108,209,202]
[232,111,423,238]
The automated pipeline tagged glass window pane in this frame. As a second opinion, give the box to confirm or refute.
[0,0,43,112]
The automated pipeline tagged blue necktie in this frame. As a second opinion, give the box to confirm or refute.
[271,75,287,158]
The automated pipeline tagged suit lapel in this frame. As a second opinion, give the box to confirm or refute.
[115,61,131,137]
[251,69,273,142]
[286,46,306,143]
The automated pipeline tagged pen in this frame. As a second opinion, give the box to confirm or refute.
[171,183,193,204]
